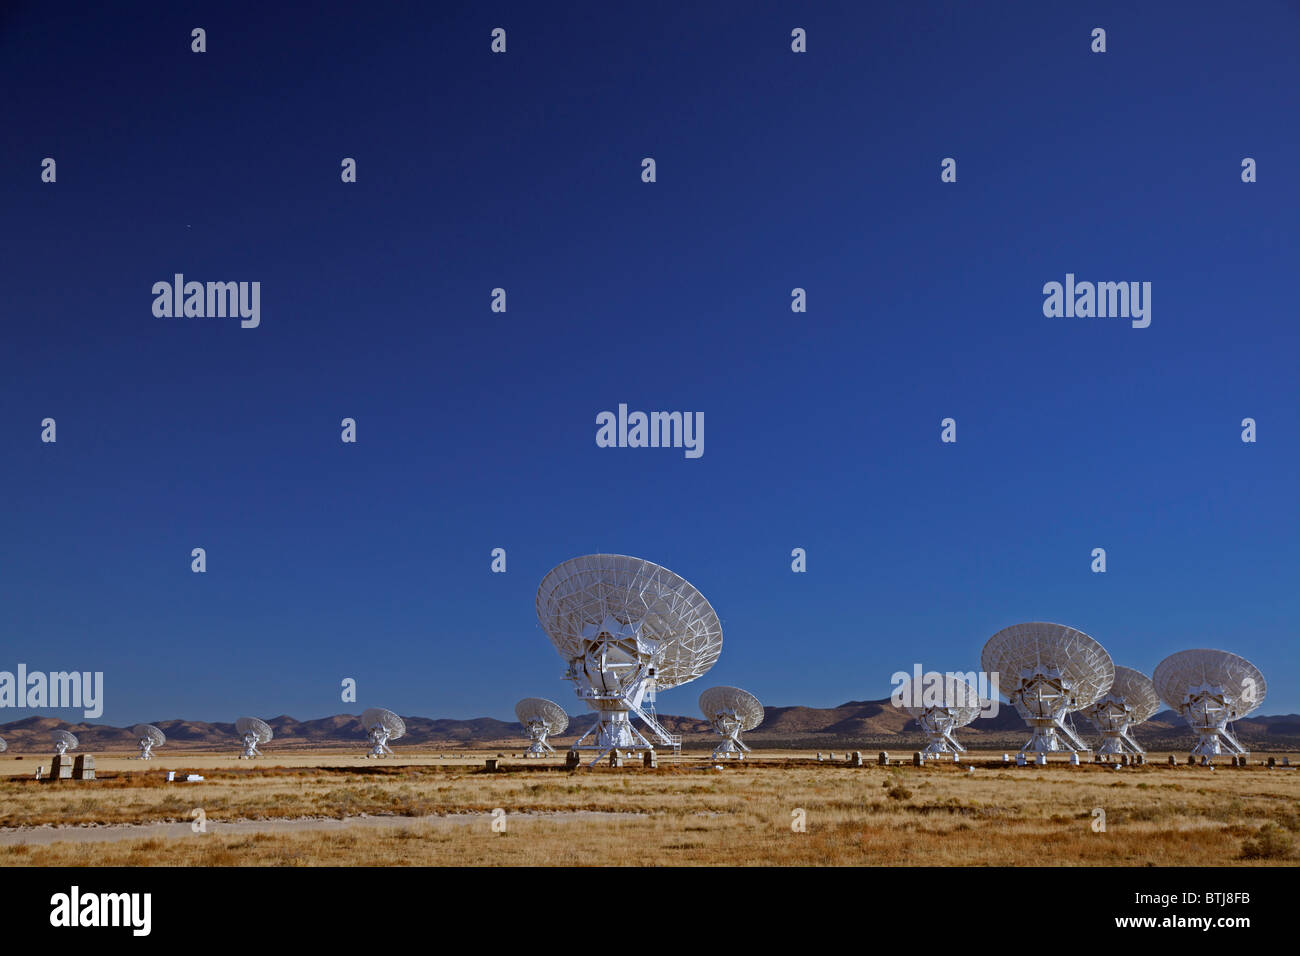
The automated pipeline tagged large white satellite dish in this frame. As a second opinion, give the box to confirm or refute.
[515,698,569,757]
[0,736,7,753]
[361,708,406,758]
[235,716,273,759]
[51,730,78,756]
[537,554,723,766]
[1154,649,1265,764]
[981,622,1114,756]
[698,686,764,760]
[132,724,166,760]
[893,674,984,759]
[1079,665,1160,756]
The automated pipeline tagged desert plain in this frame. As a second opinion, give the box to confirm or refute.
[1,748,1297,866]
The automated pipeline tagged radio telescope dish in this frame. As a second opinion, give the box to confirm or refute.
[51,730,79,756]
[1154,649,1266,764]
[537,554,723,766]
[132,724,166,760]
[981,622,1114,756]
[1079,666,1160,757]
[0,737,6,753]
[361,708,406,758]
[515,698,569,757]
[235,717,273,759]
[892,673,984,759]
[698,686,764,760]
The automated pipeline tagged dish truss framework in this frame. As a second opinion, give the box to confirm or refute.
[1154,649,1266,764]
[1079,665,1160,756]
[537,554,723,767]
[981,622,1114,756]
[698,686,764,760]
[516,697,570,756]
[51,730,78,756]
[362,708,406,758]
[894,674,983,759]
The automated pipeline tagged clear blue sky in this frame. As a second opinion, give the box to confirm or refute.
[2,1,1297,725]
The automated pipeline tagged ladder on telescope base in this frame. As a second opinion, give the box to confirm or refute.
[632,700,682,755]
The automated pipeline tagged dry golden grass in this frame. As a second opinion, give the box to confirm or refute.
[2,752,1297,866]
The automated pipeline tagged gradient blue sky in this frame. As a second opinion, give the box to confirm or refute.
[2,1,1297,725]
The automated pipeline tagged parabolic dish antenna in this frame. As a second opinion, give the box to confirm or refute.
[0,736,6,753]
[132,724,166,760]
[698,686,764,760]
[981,622,1114,756]
[1079,665,1160,757]
[235,716,273,759]
[515,697,569,757]
[361,707,406,758]
[51,730,78,756]
[537,554,723,766]
[892,674,984,759]
[1154,649,1266,763]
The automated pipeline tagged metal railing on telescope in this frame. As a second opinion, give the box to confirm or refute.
[633,701,682,755]
[636,678,683,755]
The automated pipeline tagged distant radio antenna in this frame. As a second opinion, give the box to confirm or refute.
[132,724,166,760]
[235,717,273,759]
[537,554,723,767]
[361,708,406,758]
[1079,665,1160,756]
[51,730,78,756]
[515,698,569,756]
[1154,649,1265,765]
[698,686,764,760]
[892,674,984,759]
[981,622,1114,756]
[0,736,6,753]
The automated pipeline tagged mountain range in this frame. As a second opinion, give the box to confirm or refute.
[2,700,1298,752]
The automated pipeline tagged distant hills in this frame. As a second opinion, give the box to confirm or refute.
[2,699,1298,752]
